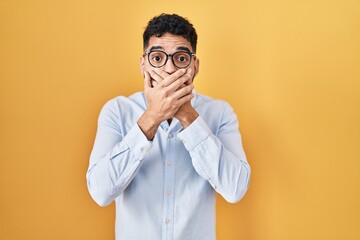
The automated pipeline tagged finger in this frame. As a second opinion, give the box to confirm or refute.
[148,70,165,86]
[153,68,170,79]
[172,83,194,99]
[177,92,195,106]
[176,69,193,87]
[176,83,187,90]
[166,71,192,92]
[161,69,186,87]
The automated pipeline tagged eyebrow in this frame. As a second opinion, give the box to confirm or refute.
[148,46,164,51]
[176,46,192,52]
[148,45,192,52]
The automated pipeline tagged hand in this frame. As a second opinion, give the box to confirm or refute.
[145,68,194,122]
[150,68,199,128]
[150,68,193,88]
[137,68,194,140]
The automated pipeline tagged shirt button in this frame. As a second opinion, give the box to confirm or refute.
[141,148,148,153]
[167,160,173,166]
[166,191,172,196]
[168,133,173,139]
[165,219,170,224]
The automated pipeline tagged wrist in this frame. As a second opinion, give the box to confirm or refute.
[137,111,161,140]
[178,111,199,128]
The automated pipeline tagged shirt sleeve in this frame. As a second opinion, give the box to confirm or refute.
[86,100,152,207]
[177,103,251,203]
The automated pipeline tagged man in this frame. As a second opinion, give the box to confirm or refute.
[87,13,250,240]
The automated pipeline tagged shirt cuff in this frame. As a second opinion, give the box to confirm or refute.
[177,116,213,151]
[122,124,153,160]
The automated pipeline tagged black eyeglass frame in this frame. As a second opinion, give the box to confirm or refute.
[143,50,196,69]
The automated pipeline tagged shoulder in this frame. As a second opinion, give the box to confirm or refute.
[195,92,234,113]
[101,92,145,111]
[98,92,146,121]
[194,92,238,132]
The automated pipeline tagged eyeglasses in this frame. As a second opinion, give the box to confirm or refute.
[144,50,196,69]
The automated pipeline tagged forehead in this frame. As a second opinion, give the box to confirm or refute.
[146,33,193,52]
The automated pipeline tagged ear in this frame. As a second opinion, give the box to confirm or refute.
[139,56,145,76]
[193,58,200,77]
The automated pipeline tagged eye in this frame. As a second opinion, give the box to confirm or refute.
[152,55,163,62]
[175,54,189,62]
[178,56,188,62]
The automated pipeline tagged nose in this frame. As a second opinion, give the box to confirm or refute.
[163,57,177,74]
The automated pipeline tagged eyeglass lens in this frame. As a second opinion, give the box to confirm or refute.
[148,51,192,68]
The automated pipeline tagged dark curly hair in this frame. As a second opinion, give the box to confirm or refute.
[143,13,198,53]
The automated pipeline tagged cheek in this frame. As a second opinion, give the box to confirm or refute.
[186,67,196,84]
[144,61,155,71]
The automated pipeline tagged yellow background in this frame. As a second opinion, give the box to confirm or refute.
[0,0,359,239]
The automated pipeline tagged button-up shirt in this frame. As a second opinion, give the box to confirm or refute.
[86,91,251,240]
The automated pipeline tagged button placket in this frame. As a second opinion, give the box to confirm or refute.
[161,131,176,240]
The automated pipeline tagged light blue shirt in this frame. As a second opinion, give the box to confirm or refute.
[86,91,251,240]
